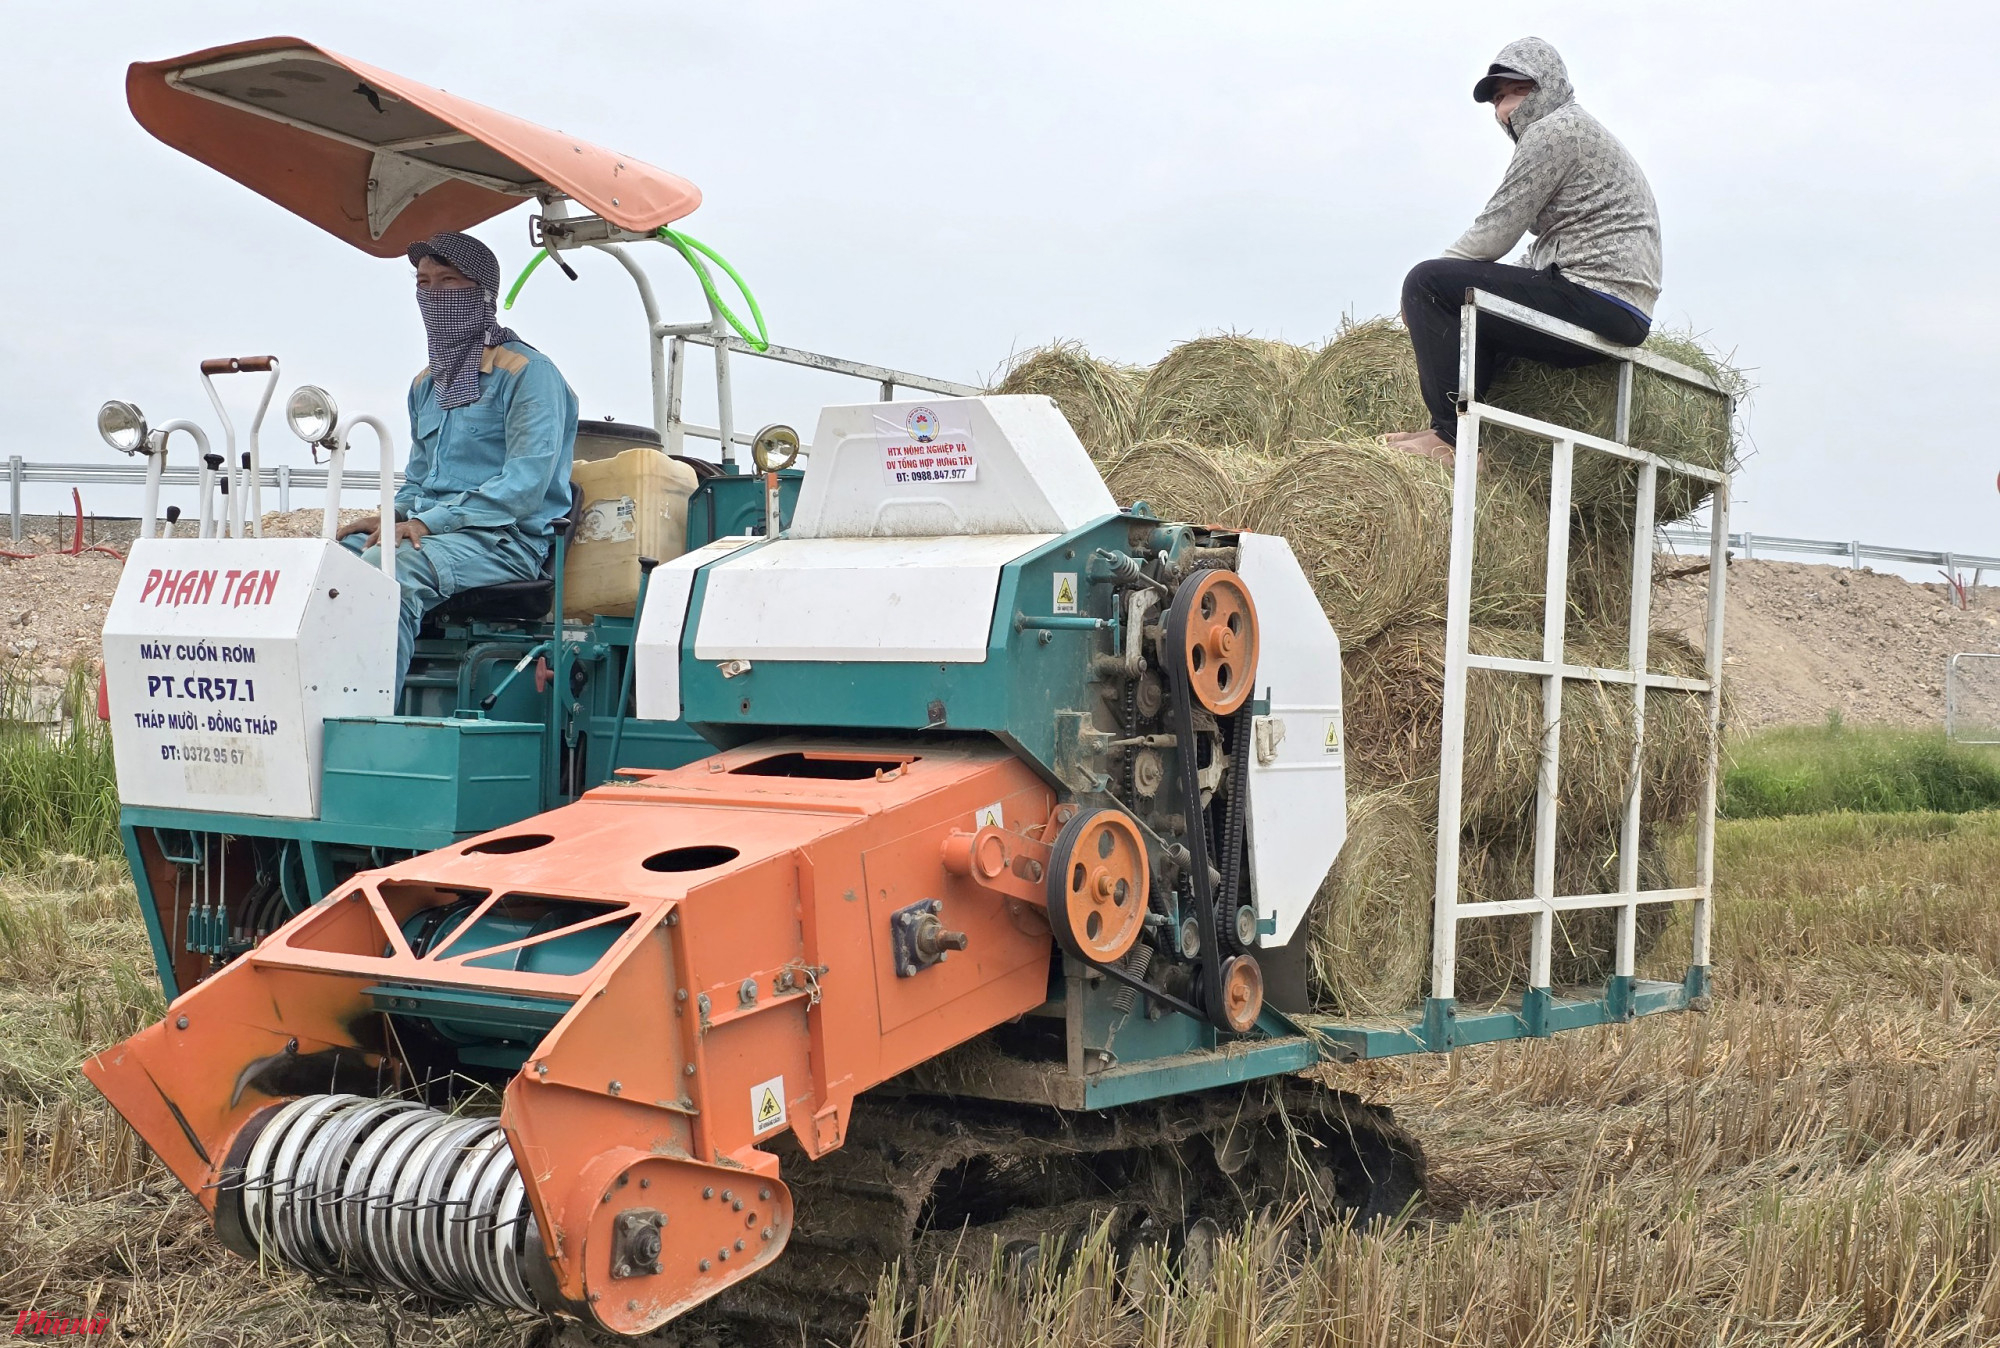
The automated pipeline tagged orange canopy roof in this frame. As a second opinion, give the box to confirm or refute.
[127,36,702,257]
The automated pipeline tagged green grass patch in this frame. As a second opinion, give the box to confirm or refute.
[1722,717,2000,819]
[0,663,120,867]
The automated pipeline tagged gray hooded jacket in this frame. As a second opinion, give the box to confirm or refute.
[1444,38,1662,316]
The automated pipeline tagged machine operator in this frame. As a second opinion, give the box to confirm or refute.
[1390,37,1661,465]
[340,231,579,698]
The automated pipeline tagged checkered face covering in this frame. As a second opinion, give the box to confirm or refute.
[411,232,519,409]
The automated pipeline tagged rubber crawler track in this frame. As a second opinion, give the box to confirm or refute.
[701,1077,1425,1341]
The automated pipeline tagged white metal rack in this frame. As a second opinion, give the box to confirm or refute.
[1430,290,1732,1032]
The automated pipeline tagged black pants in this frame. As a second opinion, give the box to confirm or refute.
[1400,258,1650,442]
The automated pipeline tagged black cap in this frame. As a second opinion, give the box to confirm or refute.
[405,231,502,296]
[1473,65,1535,103]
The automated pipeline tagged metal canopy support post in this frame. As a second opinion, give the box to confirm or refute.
[665,337,687,456]
[711,306,737,471]
[587,242,669,441]
[1426,288,1731,1051]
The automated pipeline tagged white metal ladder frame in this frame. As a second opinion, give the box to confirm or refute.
[1430,289,1733,1031]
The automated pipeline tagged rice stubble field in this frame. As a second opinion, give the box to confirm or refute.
[7,809,2000,1345]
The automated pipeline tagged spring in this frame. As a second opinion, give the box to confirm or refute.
[235,1094,540,1311]
[1110,942,1156,1016]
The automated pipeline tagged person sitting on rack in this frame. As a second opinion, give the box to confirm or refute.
[340,231,578,700]
[1391,37,1660,465]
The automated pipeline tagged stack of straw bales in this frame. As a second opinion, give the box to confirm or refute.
[996,317,1742,1012]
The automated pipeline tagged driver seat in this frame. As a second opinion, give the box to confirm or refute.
[418,493,580,632]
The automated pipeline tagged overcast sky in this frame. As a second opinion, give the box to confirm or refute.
[3,1,1995,564]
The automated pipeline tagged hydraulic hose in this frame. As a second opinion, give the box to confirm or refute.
[505,229,769,352]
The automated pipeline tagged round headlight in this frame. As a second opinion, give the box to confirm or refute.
[286,385,340,444]
[96,400,149,455]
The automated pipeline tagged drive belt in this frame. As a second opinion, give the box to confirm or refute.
[1162,572,1253,1029]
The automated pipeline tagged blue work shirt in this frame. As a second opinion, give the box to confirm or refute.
[398,341,578,540]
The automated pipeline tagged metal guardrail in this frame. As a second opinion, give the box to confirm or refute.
[1659,526,2000,578]
[7,454,399,540]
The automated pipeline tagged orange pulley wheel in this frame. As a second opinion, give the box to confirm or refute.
[1046,808,1149,965]
[1217,954,1264,1033]
[1176,570,1258,716]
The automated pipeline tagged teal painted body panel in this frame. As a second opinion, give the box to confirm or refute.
[1303,974,1702,1061]
[678,517,1135,781]
[685,468,803,548]
[321,717,545,834]
[120,824,182,1001]
[1084,1027,1321,1108]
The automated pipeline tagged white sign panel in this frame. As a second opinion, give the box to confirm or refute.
[879,404,977,486]
[102,539,399,820]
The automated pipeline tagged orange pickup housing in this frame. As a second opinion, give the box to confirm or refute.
[86,737,1058,1334]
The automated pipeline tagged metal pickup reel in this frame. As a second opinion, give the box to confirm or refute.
[215,1094,545,1312]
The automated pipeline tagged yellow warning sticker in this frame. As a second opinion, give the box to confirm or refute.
[1323,716,1342,754]
[976,800,1005,830]
[1053,572,1078,615]
[751,1074,787,1134]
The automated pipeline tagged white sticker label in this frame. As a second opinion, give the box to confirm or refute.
[1323,716,1342,755]
[751,1075,787,1134]
[880,405,977,485]
[1053,573,1078,615]
[975,801,1005,830]
[578,495,637,543]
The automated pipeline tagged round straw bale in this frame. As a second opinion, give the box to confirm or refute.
[1306,787,1433,1016]
[1342,623,1701,844]
[1479,331,1745,525]
[1285,317,1428,443]
[1635,631,1717,828]
[1133,336,1309,452]
[1234,439,1547,644]
[1452,836,1675,1004]
[1565,523,1635,632]
[1099,438,1271,528]
[993,341,1143,460]
[1242,441,1446,645]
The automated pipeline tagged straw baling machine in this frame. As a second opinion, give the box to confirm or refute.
[84,34,1731,1339]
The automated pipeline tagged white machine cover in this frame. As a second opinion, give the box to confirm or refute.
[787,395,1116,538]
[1237,532,1348,947]
[102,538,398,820]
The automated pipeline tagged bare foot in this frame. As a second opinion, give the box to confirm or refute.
[1383,429,1430,443]
[1392,431,1455,465]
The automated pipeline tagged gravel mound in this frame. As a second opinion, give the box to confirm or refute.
[1655,559,2000,731]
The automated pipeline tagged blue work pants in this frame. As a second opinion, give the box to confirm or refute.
[341,526,547,702]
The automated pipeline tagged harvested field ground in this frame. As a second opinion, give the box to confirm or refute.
[8,811,2000,1345]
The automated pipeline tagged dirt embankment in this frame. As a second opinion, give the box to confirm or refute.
[1655,558,2000,732]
